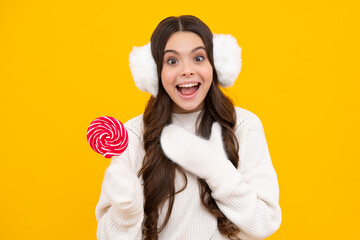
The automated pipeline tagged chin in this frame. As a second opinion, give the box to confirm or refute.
[173,102,203,113]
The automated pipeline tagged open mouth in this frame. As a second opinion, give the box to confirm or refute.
[176,82,200,96]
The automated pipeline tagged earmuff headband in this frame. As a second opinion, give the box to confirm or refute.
[129,34,242,96]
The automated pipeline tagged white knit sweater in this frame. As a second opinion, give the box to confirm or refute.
[95,107,282,240]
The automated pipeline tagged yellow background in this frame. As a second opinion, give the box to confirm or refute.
[1,0,359,239]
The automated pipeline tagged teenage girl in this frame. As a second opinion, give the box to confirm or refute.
[95,15,282,240]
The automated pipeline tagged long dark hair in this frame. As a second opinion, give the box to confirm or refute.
[138,15,241,239]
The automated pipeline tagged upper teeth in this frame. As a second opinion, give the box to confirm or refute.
[178,83,199,88]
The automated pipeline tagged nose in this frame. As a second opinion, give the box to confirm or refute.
[181,60,194,77]
[181,71,194,77]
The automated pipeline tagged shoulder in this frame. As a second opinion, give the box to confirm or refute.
[234,106,264,133]
[111,113,145,172]
[123,114,144,144]
[233,107,269,170]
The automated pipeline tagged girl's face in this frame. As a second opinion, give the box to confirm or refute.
[161,31,213,113]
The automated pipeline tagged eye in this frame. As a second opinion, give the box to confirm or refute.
[194,56,204,62]
[166,58,178,65]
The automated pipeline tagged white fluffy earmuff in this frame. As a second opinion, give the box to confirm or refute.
[129,34,242,96]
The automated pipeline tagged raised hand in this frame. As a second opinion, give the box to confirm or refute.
[102,159,143,215]
[160,122,234,180]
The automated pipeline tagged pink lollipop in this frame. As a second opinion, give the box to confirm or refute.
[87,116,128,158]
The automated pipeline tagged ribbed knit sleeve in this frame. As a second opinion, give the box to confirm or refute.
[95,116,145,240]
[206,109,282,240]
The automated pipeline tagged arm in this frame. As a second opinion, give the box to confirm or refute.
[160,115,281,240]
[95,130,144,240]
[206,114,281,240]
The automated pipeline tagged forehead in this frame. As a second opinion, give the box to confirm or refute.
[164,31,205,51]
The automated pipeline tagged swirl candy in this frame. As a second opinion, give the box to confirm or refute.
[87,116,129,158]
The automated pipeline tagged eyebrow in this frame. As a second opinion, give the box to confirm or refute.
[164,46,206,55]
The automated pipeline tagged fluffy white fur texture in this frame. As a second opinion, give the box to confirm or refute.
[129,34,242,96]
[213,34,242,87]
[129,42,158,96]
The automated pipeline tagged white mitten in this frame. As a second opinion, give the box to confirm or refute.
[160,122,234,180]
[102,159,143,215]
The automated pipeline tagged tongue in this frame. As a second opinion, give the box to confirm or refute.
[179,86,198,95]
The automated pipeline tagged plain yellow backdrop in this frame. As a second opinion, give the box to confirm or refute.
[1,0,359,239]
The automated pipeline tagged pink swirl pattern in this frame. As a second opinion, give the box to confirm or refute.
[87,116,128,158]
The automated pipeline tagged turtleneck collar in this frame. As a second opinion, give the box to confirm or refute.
[171,110,202,134]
